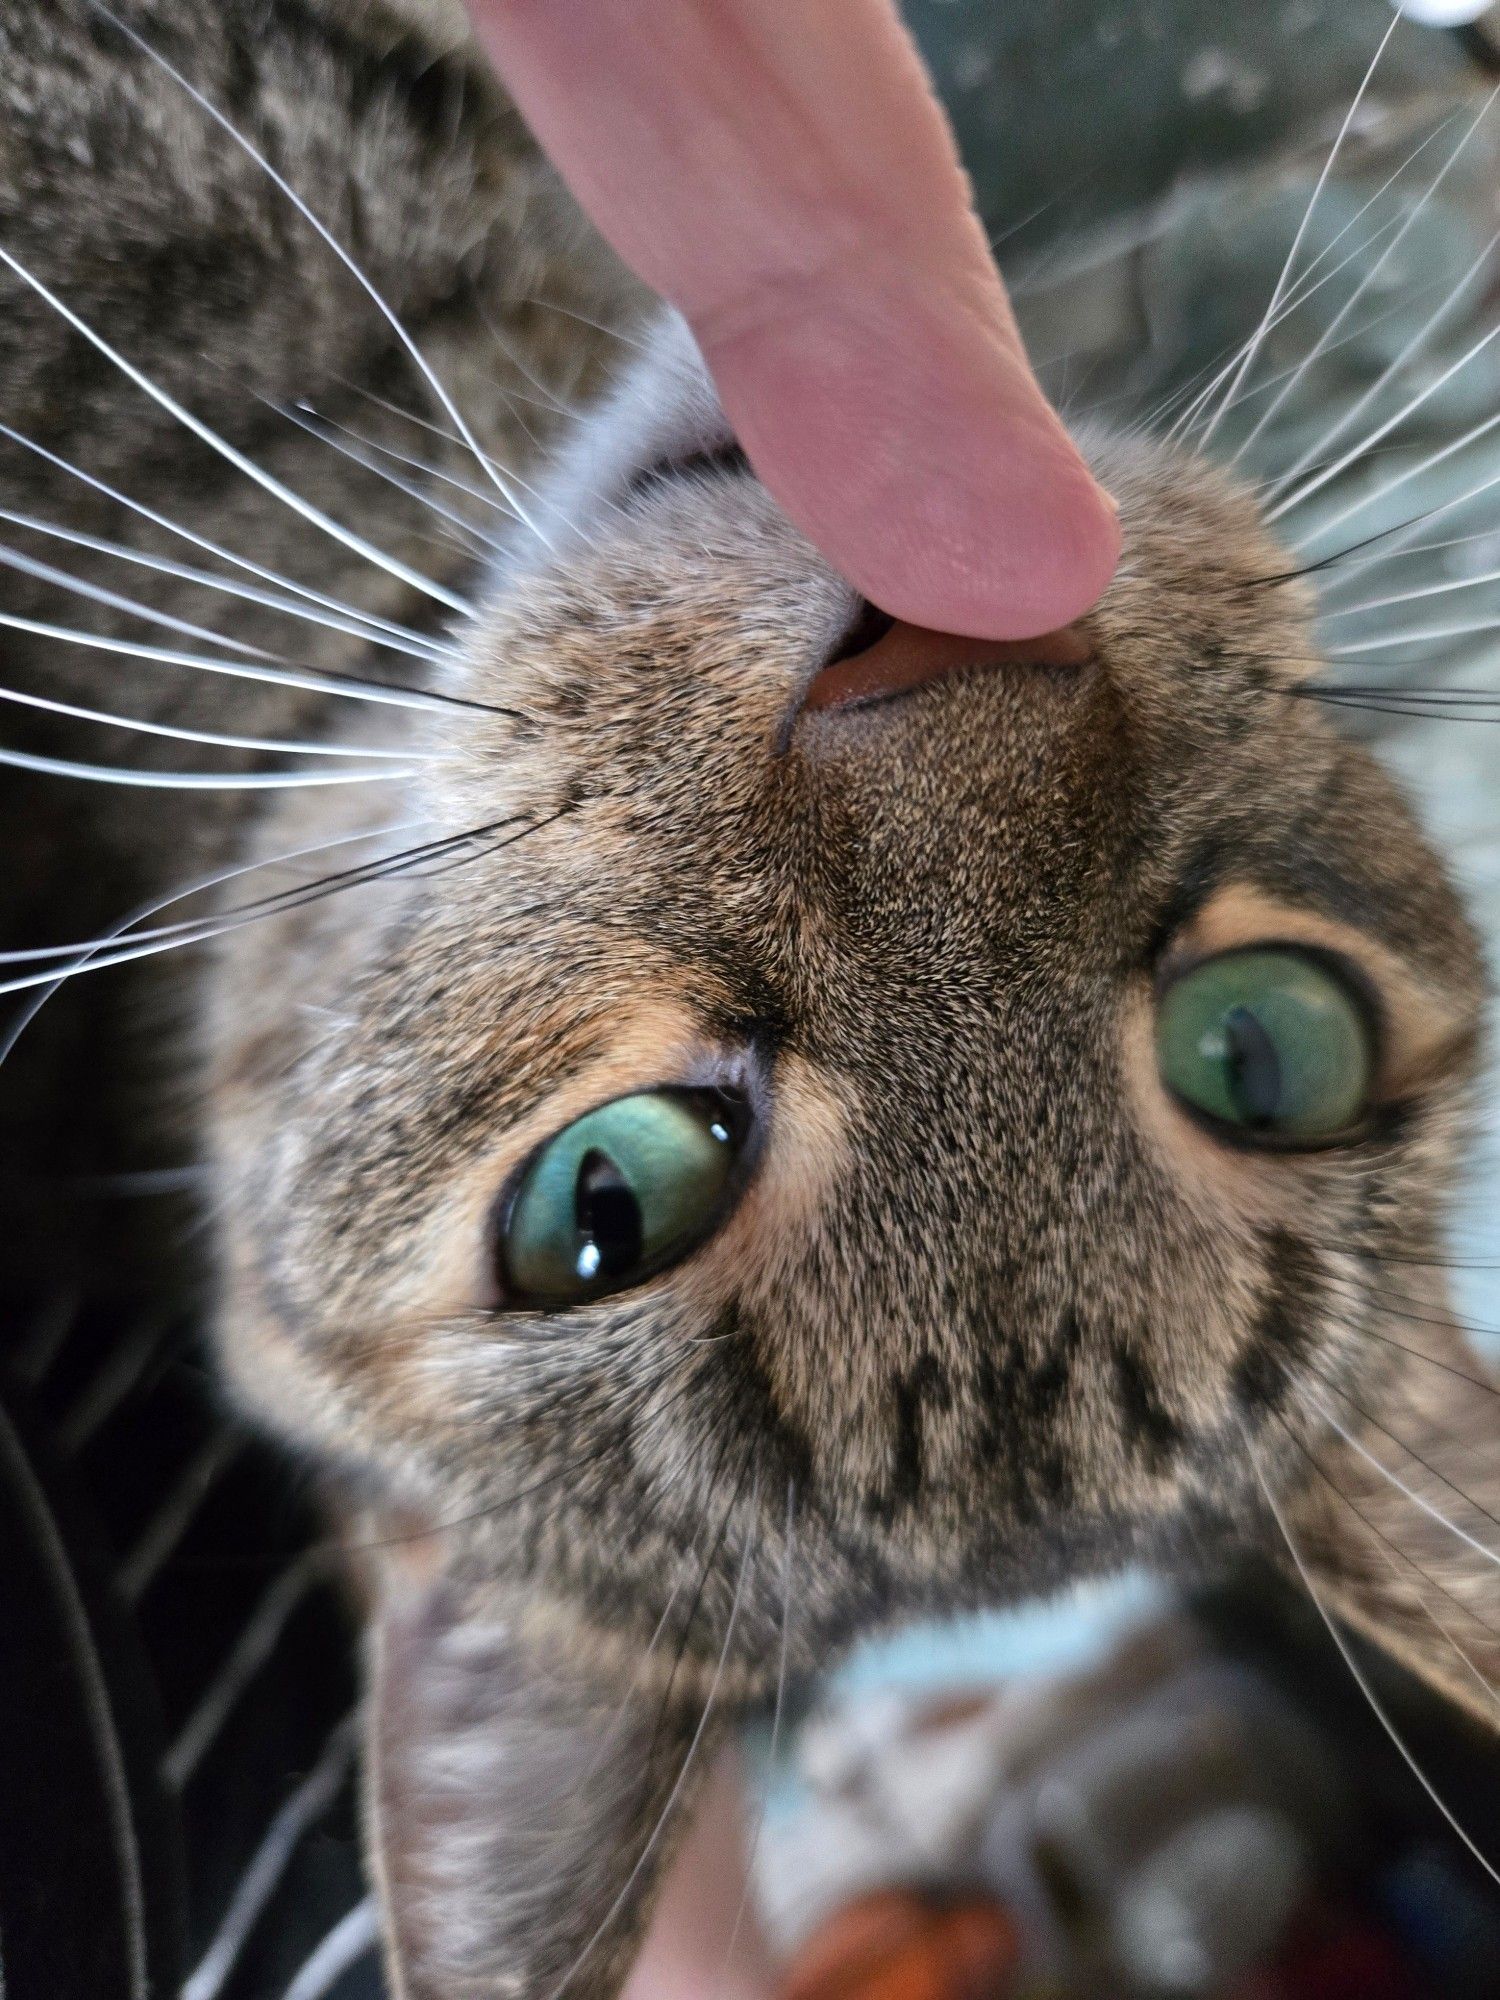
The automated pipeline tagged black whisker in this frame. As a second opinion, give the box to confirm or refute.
[1352,1324,1500,1400]
[1308,1261,1500,1351]
[1307,1363,1500,1542]
[5,806,579,1000]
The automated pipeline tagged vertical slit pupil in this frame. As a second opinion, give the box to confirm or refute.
[1223,1005,1283,1126]
[574,1148,644,1278]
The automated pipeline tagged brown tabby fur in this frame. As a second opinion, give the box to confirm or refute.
[1,4,1495,1996]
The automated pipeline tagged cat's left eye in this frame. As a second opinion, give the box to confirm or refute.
[1155,946,1376,1146]
[495,1086,755,1308]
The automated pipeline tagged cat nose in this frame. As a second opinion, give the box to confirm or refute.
[801,608,1092,714]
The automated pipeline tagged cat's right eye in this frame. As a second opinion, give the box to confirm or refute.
[494,1086,755,1308]
[1155,946,1376,1147]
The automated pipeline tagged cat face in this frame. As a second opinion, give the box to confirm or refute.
[211,321,1490,1708]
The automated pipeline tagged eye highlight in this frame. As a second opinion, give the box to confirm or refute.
[1155,947,1376,1146]
[496,1086,754,1307]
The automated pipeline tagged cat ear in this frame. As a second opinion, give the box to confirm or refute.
[1279,1315,1500,1730]
[363,1552,728,2000]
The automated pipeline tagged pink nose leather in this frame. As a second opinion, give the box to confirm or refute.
[803,616,1091,713]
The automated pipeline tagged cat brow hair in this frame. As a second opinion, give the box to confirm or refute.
[81,0,555,546]
[0,241,474,615]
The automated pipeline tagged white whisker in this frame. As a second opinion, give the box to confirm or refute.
[273,404,506,549]
[524,294,653,356]
[292,406,518,517]
[0,818,431,1031]
[1320,527,1500,586]
[1321,565,1500,617]
[7,820,506,968]
[0,682,416,760]
[86,0,553,545]
[0,426,450,660]
[352,366,559,425]
[1307,1388,1500,1570]
[0,816,532,999]
[1254,1451,1499,1889]
[337,375,566,463]
[1196,7,1402,447]
[1214,266,1465,444]
[332,376,634,548]
[473,304,578,418]
[1297,470,1500,578]
[0,537,261,655]
[1327,614,1500,653]
[330,375,633,545]
[1166,207,1414,447]
[1231,89,1499,466]
[0,243,472,614]
[0,504,447,663]
[0,603,462,713]
[1415,1595,1500,1716]
[1292,417,1500,546]
[713,1482,796,2000]
[1163,199,1427,449]
[0,746,421,791]
[1265,238,1500,516]
[541,1481,760,2000]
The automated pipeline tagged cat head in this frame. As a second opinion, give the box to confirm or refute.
[211,314,1494,1722]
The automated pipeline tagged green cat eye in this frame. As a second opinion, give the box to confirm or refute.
[497,1086,754,1307]
[1155,948,1375,1144]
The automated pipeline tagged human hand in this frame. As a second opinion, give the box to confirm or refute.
[461,0,1121,639]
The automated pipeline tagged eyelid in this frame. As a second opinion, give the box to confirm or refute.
[1155,936,1377,1012]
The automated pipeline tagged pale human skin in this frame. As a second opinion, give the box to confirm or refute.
[463,0,1121,642]
[458,7,1122,1993]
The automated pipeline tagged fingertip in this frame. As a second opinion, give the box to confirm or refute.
[699,277,1123,641]
[796,445,1123,643]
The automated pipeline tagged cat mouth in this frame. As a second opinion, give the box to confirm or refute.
[799,603,1093,718]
